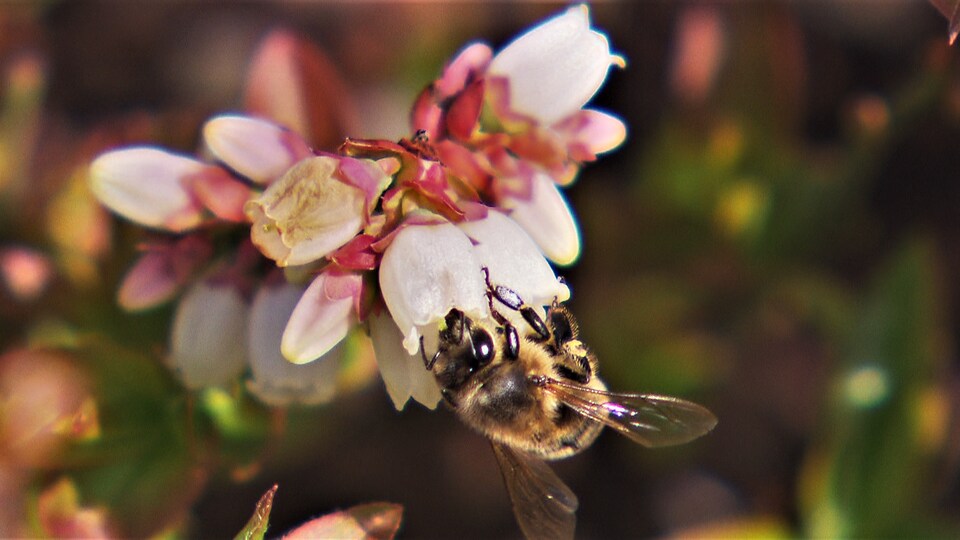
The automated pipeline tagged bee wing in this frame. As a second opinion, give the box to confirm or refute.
[543,378,718,448]
[490,442,578,540]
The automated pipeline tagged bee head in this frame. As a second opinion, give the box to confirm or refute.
[433,310,497,391]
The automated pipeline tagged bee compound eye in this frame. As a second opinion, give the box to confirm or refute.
[471,328,495,365]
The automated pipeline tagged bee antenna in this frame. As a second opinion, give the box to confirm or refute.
[529,374,550,387]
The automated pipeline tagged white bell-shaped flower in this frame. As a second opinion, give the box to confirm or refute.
[375,211,569,408]
[457,209,570,305]
[378,221,489,356]
[488,4,622,125]
[248,280,340,406]
[168,280,248,389]
[500,171,581,266]
[368,309,442,410]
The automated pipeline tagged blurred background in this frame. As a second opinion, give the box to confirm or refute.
[2,1,960,538]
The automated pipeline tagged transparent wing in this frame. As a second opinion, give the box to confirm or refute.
[542,377,718,448]
[491,442,578,540]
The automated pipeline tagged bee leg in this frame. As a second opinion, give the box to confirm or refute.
[551,352,593,384]
[546,305,579,345]
[520,307,550,342]
[500,324,520,360]
[482,289,521,361]
[419,336,442,370]
[481,267,550,342]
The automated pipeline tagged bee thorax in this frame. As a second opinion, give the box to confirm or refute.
[474,365,535,423]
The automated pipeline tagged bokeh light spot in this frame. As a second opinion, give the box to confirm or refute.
[844,364,890,409]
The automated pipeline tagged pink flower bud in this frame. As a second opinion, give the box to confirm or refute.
[89,147,207,232]
[203,115,312,185]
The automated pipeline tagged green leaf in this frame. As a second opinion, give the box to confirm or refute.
[801,239,950,537]
[234,485,278,540]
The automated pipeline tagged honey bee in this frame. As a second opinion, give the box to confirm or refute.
[420,269,718,540]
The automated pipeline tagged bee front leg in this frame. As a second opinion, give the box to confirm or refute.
[481,267,551,342]
[419,336,442,370]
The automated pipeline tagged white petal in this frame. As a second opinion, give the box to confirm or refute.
[458,210,569,307]
[379,222,489,355]
[247,203,294,263]
[488,4,620,124]
[89,147,204,231]
[369,309,442,410]
[281,271,357,364]
[248,281,340,406]
[203,115,310,185]
[501,172,581,266]
[169,281,248,389]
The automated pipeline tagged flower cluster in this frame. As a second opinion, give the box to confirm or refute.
[88,5,624,409]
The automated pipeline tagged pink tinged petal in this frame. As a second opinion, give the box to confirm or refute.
[369,309,442,410]
[247,281,340,406]
[245,156,366,267]
[203,115,311,185]
[379,222,489,355]
[118,252,180,311]
[412,86,445,138]
[89,147,205,232]
[285,503,403,540]
[434,43,493,98]
[554,109,627,159]
[186,167,253,222]
[488,4,623,124]
[281,270,359,364]
[329,234,379,271]
[507,125,568,172]
[336,156,393,218]
[243,30,359,150]
[501,172,581,266]
[435,140,493,193]
[169,281,248,389]
[487,147,536,201]
[446,80,485,140]
[458,210,569,307]
[118,237,214,311]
